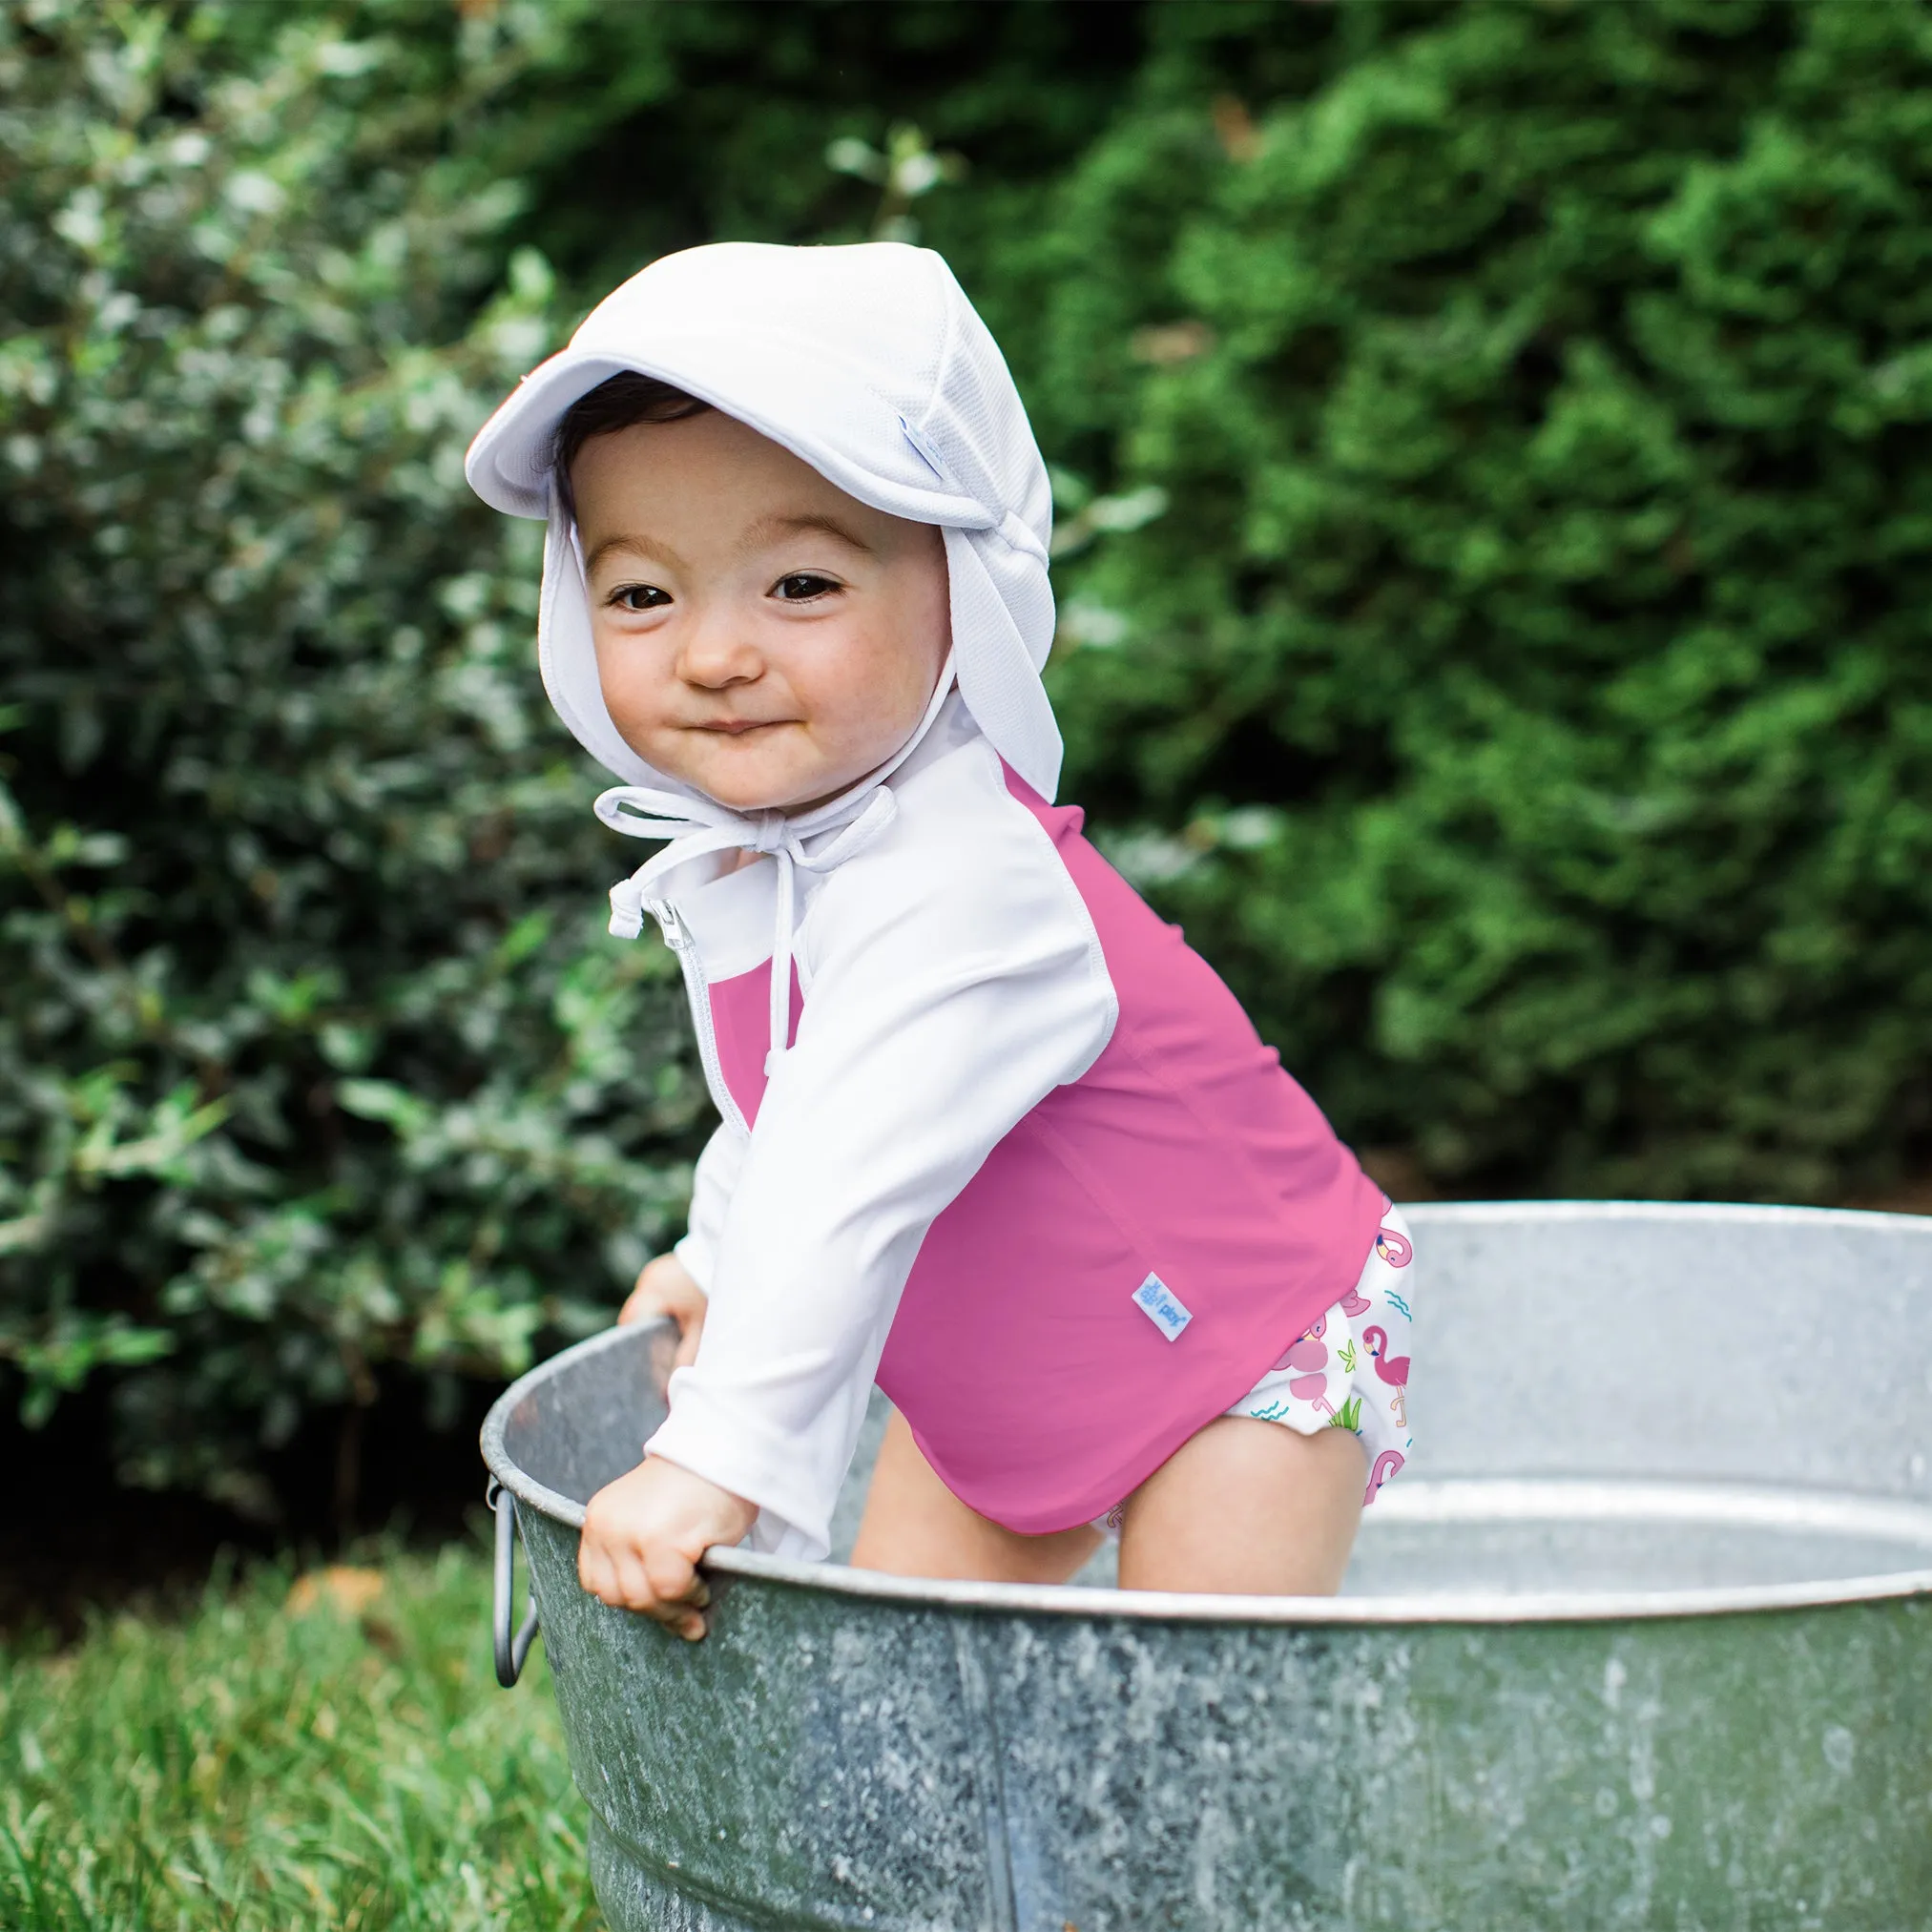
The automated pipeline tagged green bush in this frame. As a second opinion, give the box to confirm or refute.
[1037,0,1932,1199]
[0,3,705,1513]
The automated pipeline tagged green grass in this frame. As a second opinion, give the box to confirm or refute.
[0,1544,601,1930]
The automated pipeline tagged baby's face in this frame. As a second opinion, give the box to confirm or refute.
[571,409,950,814]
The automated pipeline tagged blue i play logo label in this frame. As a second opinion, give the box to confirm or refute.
[1132,1273,1193,1340]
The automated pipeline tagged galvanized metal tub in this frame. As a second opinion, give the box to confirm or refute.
[480,1203,1932,1930]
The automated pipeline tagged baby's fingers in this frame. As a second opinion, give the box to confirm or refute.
[576,1456,742,1643]
[619,1256,706,1332]
[577,1537,616,1604]
[642,1545,707,1617]
[580,1543,663,1618]
[656,1548,714,1639]
[640,1569,710,1641]
[641,1593,707,1642]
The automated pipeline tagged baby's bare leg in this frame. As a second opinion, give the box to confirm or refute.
[1117,1417,1363,1596]
[850,1407,1103,1584]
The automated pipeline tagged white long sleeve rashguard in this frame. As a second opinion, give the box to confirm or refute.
[669,1123,745,1294]
[643,734,1117,1560]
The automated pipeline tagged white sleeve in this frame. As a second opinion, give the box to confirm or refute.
[643,798,1116,1561]
[670,1122,745,1293]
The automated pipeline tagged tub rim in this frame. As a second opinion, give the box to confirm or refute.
[481,1200,1932,1630]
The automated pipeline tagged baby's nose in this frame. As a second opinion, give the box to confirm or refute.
[676,615,761,685]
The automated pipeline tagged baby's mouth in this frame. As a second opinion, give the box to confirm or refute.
[693,717,790,737]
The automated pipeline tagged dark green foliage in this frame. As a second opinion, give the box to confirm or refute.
[1041,0,1932,1198]
[0,3,705,1512]
[8,0,1932,1509]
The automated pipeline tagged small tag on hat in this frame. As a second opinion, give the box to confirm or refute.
[898,414,950,482]
[1132,1273,1192,1340]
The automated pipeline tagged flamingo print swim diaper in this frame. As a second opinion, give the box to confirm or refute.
[1094,1204,1416,1533]
[1227,1203,1416,1506]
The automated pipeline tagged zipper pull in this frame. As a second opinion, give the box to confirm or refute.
[654,902,690,951]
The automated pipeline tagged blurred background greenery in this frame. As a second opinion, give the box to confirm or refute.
[5,0,1932,1531]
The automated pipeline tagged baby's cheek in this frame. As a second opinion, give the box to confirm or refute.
[597,658,675,743]
[848,615,945,736]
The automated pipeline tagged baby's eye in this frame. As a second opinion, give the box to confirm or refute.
[613,583,671,613]
[772,572,840,603]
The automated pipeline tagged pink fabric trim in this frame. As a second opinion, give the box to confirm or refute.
[709,962,800,1130]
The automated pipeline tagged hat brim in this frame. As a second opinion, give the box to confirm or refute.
[466,334,983,531]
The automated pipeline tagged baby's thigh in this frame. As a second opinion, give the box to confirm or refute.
[849,1406,1102,1585]
[1116,1416,1363,1597]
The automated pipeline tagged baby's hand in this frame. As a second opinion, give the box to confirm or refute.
[618,1252,706,1368]
[578,1457,757,1641]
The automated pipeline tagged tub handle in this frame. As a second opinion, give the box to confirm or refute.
[488,1477,541,1688]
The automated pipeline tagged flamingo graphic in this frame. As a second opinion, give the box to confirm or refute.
[1362,1325,1410,1391]
[1289,1377,1335,1415]
[1364,1449,1404,1506]
[1273,1313,1327,1375]
[1338,1284,1372,1318]
[1374,1227,1413,1269]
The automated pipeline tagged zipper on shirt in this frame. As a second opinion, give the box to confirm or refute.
[650,899,751,1138]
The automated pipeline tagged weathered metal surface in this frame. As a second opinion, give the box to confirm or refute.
[481,1203,1932,1930]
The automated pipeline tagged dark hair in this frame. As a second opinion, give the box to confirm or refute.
[550,373,711,519]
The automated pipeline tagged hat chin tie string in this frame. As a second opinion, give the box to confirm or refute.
[596,781,900,1076]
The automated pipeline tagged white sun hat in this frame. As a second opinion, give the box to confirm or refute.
[464,239,1062,803]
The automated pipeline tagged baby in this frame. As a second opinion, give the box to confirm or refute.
[466,242,1415,1642]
